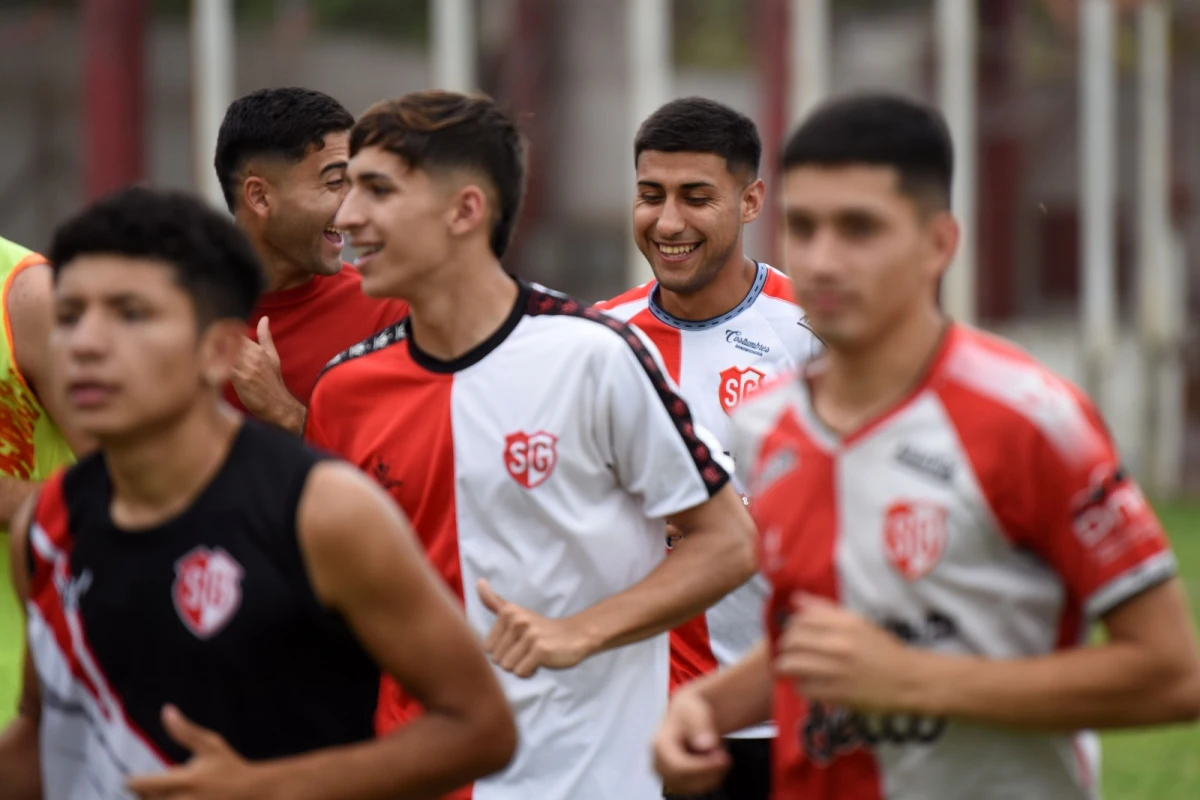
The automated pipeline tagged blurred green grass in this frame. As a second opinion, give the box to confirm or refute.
[1100,502,1200,799]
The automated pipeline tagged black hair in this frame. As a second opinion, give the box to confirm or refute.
[634,97,762,177]
[352,91,526,259]
[214,86,355,212]
[49,186,264,323]
[782,93,953,208]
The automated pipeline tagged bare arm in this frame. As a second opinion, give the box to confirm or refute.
[572,483,756,654]
[0,493,43,800]
[692,639,774,734]
[912,579,1200,730]
[258,461,515,799]
[1,264,94,527]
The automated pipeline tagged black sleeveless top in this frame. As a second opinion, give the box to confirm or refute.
[27,420,379,766]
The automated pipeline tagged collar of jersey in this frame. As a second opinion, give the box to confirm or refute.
[405,278,530,374]
[646,261,767,331]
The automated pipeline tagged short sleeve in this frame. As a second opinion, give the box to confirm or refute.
[981,389,1174,619]
[593,328,729,520]
[302,377,336,452]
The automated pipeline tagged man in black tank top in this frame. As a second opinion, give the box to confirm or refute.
[0,187,516,800]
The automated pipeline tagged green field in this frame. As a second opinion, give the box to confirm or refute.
[1101,502,1200,798]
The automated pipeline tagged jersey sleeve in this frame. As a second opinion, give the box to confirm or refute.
[992,389,1175,619]
[302,374,338,452]
[594,328,729,520]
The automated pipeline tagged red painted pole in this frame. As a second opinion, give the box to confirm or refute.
[758,0,788,269]
[83,0,146,201]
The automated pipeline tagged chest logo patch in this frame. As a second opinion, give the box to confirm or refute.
[173,546,245,639]
[719,365,766,414]
[883,501,948,581]
[504,430,559,489]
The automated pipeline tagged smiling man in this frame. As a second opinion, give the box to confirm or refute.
[214,88,408,433]
[598,97,820,800]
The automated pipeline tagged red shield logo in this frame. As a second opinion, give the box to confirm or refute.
[719,366,766,414]
[504,431,558,489]
[883,501,948,581]
[172,546,244,639]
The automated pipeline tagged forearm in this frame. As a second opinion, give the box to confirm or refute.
[265,395,306,436]
[0,478,38,531]
[915,642,1200,731]
[254,708,512,800]
[693,639,774,735]
[0,715,42,800]
[571,528,754,655]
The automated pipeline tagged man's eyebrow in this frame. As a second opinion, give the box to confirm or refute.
[319,161,349,178]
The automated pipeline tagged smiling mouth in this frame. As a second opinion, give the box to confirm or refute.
[655,242,701,258]
[352,243,384,267]
[323,228,345,247]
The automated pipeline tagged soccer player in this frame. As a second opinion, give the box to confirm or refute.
[215,87,409,433]
[305,90,757,800]
[652,93,1200,800]
[0,187,516,800]
[597,97,820,800]
[0,236,90,726]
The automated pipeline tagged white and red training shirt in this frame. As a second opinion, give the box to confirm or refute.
[306,281,729,800]
[598,261,820,739]
[730,323,1176,800]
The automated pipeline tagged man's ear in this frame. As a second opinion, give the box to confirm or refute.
[242,173,272,221]
[741,177,766,225]
[446,183,491,241]
[199,319,245,389]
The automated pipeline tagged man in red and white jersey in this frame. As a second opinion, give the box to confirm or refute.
[653,94,1200,800]
[304,90,758,800]
[598,97,820,800]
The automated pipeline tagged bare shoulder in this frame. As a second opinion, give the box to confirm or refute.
[6,262,54,384]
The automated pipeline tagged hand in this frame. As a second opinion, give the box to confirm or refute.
[652,687,730,796]
[127,705,264,800]
[231,318,303,433]
[774,593,927,714]
[477,579,592,678]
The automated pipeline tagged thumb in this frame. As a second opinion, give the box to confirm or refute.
[162,704,223,755]
[477,578,506,614]
[256,316,278,358]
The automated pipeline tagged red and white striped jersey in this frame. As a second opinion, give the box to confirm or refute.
[598,261,820,739]
[306,282,729,800]
[731,324,1175,800]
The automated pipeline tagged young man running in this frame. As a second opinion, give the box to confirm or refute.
[653,94,1200,800]
[0,187,515,800]
[306,90,757,800]
[598,97,820,800]
[215,87,408,432]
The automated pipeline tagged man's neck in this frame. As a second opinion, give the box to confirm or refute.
[406,254,520,362]
[242,223,312,293]
[104,402,242,529]
[816,305,950,435]
[657,254,757,321]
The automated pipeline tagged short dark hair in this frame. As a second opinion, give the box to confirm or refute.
[351,91,526,259]
[49,186,264,323]
[782,93,954,209]
[214,87,355,212]
[634,97,762,177]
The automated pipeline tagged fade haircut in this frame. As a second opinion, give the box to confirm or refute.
[782,93,954,210]
[634,97,762,178]
[350,91,527,259]
[49,186,265,324]
[214,86,355,212]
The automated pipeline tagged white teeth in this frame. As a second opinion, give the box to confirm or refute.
[658,243,699,256]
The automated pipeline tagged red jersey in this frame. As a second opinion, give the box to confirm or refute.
[731,324,1174,800]
[223,266,407,412]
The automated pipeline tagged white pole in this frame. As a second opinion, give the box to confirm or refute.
[1136,1,1177,494]
[790,0,830,125]
[627,0,672,287]
[191,0,235,211]
[936,0,977,327]
[1080,0,1117,418]
[430,0,476,92]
